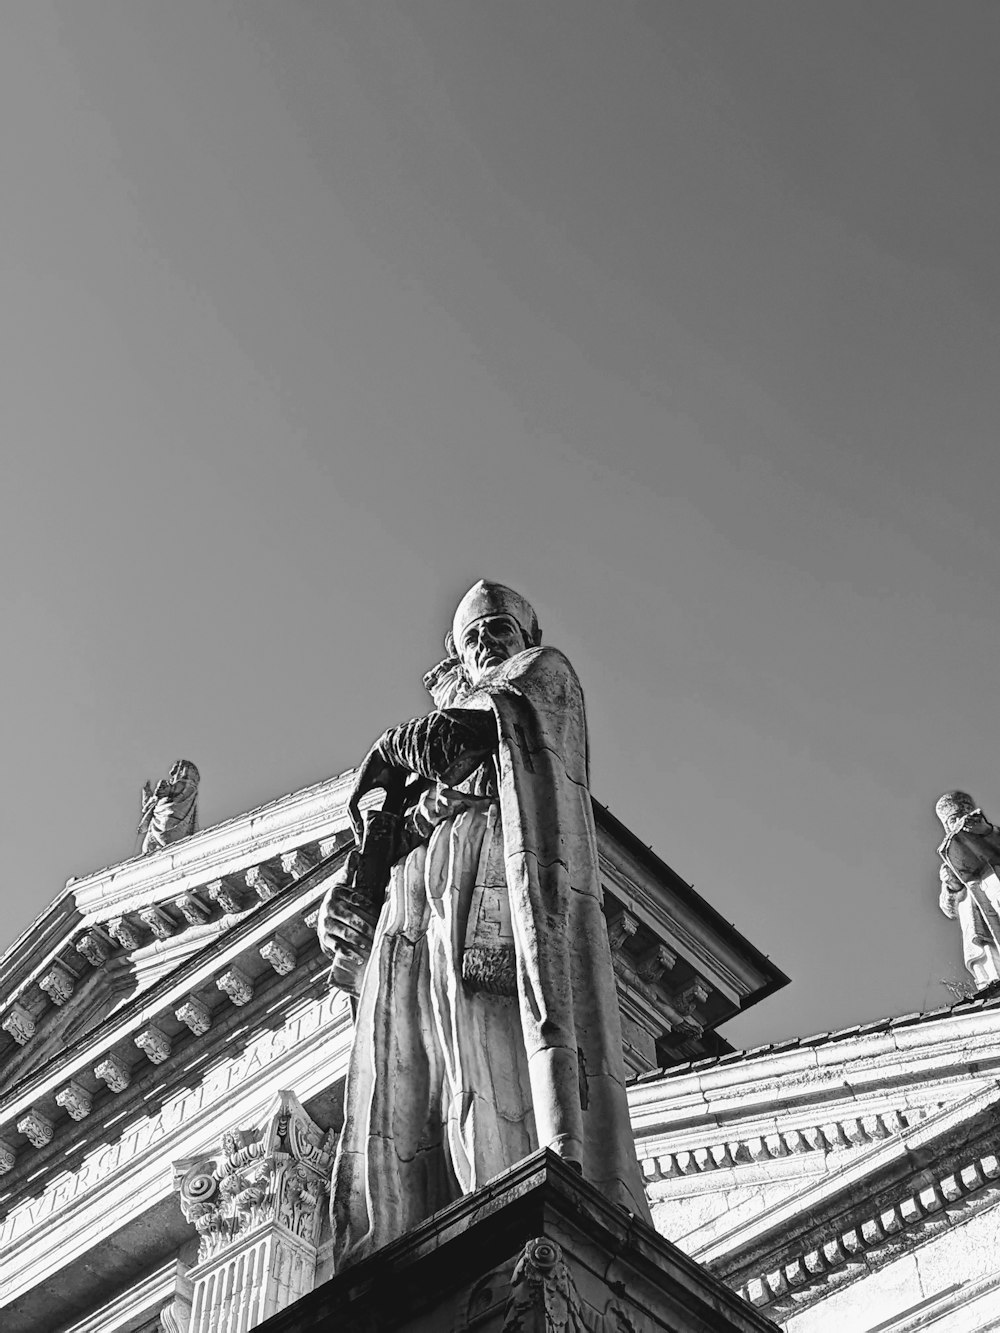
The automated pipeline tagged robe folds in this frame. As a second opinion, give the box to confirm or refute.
[330,645,651,1271]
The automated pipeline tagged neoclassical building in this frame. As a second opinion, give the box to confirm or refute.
[1,769,996,1331]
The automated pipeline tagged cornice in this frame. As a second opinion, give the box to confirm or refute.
[694,1084,1000,1319]
[0,849,349,1184]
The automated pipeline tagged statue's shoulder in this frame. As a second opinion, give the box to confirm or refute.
[501,645,582,698]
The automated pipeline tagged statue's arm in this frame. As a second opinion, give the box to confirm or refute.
[347,708,498,843]
[375,708,498,786]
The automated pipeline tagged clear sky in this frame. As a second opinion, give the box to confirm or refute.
[2,2,999,1048]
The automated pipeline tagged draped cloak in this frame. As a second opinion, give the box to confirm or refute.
[940,826,1000,986]
[330,645,651,1270]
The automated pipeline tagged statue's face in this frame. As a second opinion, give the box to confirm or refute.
[459,614,526,684]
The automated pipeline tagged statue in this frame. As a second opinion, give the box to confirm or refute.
[318,581,651,1269]
[138,760,200,855]
[936,790,1000,987]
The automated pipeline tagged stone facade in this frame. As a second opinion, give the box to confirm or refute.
[0,768,783,1332]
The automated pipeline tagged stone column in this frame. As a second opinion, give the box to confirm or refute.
[173,1090,335,1333]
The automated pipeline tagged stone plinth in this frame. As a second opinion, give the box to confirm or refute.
[255,1150,777,1333]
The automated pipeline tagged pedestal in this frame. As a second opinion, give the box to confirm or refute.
[255,1149,779,1332]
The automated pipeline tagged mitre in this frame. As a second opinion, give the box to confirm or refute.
[936,790,976,832]
[451,579,540,650]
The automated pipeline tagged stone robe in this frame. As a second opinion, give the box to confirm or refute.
[330,646,650,1269]
[940,824,1000,986]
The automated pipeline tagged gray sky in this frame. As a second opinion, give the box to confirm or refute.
[2,1,999,1048]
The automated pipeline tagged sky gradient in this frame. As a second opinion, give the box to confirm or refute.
[3,2,1000,1048]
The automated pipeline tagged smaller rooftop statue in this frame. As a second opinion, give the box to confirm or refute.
[138,760,200,855]
[936,790,1000,987]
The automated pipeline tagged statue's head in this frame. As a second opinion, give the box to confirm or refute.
[447,580,541,686]
[169,760,200,787]
[936,790,982,834]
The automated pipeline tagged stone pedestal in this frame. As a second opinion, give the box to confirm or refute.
[255,1150,778,1333]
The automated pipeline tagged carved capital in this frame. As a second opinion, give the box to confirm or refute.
[176,996,212,1035]
[139,906,176,941]
[108,915,144,951]
[39,961,75,1006]
[94,1054,131,1093]
[3,1002,36,1045]
[173,1091,335,1264]
[260,937,296,976]
[245,863,281,902]
[75,929,113,967]
[17,1109,54,1148]
[606,909,639,953]
[217,966,253,1007]
[281,849,317,879]
[635,944,678,985]
[676,979,711,1013]
[208,880,246,915]
[175,892,211,926]
[55,1080,93,1120]
[135,1025,172,1064]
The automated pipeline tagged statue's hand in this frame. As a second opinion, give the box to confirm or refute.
[317,854,379,995]
[347,741,407,845]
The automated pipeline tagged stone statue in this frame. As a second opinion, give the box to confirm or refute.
[318,581,651,1269]
[138,760,200,855]
[936,790,1000,987]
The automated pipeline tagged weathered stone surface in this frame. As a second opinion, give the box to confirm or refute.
[326,582,650,1272]
[75,929,113,967]
[207,879,245,915]
[216,966,253,1007]
[17,1110,53,1149]
[251,1152,775,1332]
[936,791,1000,985]
[134,1025,172,1064]
[139,906,176,940]
[55,1080,93,1121]
[138,760,199,855]
[2,1002,36,1045]
[175,893,211,926]
[107,915,144,951]
[38,962,75,1006]
[94,1054,131,1093]
[245,863,281,901]
[175,996,212,1035]
[260,938,296,976]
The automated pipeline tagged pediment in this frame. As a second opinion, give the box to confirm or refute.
[0,772,357,1094]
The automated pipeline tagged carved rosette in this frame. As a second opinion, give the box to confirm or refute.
[176,997,212,1035]
[216,966,253,1007]
[55,1080,93,1120]
[17,1109,54,1149]
[260,938,296,976]
[2,1002,36,1045]
[94,1054,131,1093]
[38,962,75,1006]
[174,1091,336,1264]
[135,1025,172,1064]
